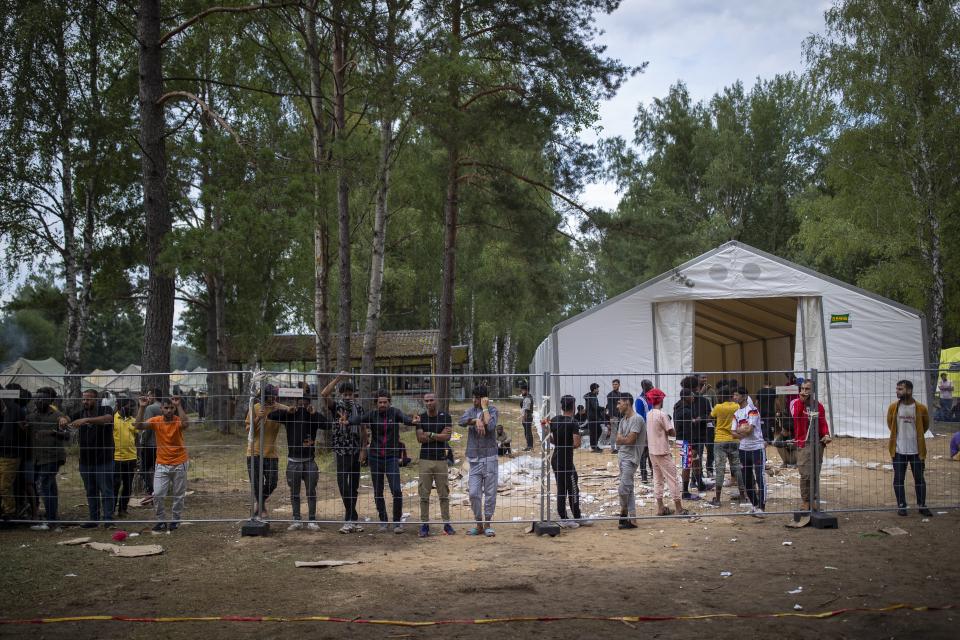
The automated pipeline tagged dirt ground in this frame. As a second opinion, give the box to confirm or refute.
[1,402,957,638]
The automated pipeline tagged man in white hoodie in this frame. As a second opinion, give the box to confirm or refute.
[732,387,765,516]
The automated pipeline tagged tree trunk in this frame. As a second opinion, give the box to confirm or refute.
[138,0,173,396]
[436,0,462,413]
[360,117,394,405]
[332,0,352,374]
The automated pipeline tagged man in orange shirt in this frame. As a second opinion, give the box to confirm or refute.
[135,395,190,533]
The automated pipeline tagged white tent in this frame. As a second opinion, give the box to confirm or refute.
[530,242,928,438]
[0,357,67,393]
[83,369,117,391]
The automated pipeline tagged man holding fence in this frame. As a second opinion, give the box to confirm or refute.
[69,389,116,528]
[267,394,325,531]
[136,395,189,532]
[790,380,830,512]
[886,380,932,517]
[416,392,455,537]
[459,385,499,537]
[246,385,283,518]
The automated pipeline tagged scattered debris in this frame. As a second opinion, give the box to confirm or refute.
[64,573,77,577]
[793,604,803,611]
[57,537,91,546]
[294,560,361,568]
[83,542,164,557]
[720,571,732,577]
[787,587,803,595]
[879,526,908,536]
[824,566,838,570]
[782,541,793,546]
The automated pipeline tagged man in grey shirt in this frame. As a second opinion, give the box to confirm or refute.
[459,385,499,537]
[615,392,645,529]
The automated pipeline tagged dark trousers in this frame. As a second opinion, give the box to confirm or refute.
[639,446,651,482]
[892,453,926,508]
[705,426,715,472]
[34,462,59,521]
[739,448,766,509]
[286,459,319,520]
[139,444,156,494]
[247,456,279,511]
[113,459,137,513]
[588,421,602,448]
[369,454,402,523]
[553,464,581,520]
[522,416,533,448]
[79,461,115,522]
[336,453,361,521]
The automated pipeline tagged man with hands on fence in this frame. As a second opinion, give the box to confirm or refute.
[135,395,189,533]
[790,380,830,512]
[416,392,455,537]
[459,386,500,537]
[265,393,325,531]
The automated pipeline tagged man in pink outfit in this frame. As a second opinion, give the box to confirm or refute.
[645,389,689,516]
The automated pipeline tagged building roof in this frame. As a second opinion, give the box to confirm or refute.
[227,330,465,363]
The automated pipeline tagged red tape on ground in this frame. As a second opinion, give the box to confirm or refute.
[0,604,953,626]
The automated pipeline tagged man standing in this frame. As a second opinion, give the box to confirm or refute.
[112,397,139,518]
[635,380,654,480]
[415,392,455,537]
[673,389,702,500]
[68,389,115,528]
[645,389,688,517]
[27,388,69,530]
[268,394,325,531]
[519,384,534,452]
[604,379,624,454]
[320,374,367,534]
[709,389,746,507]
[459,385,499,537]
[790,380,831,512]
[0,393,26,524]
[246,384,283,518]
[886,380,932,517]
[698,375,716,476]
[938,373,954,420]
[136,396,190,532]
[615,392,644,529]
[540,394,585,528]
[347,389,419,533]
[138,388,162,506]
[732,387,766,516]
[583,383,604,454]
[757,380,777,443]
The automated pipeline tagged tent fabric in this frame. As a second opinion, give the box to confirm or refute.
[0,357,66,393]
[530,242,928,439]
[793,297,833,433]
[654,301,694,389]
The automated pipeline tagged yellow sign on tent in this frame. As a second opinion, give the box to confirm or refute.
[938,347,960,397]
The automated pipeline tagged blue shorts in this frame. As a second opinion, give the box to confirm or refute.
[677,441,696,470]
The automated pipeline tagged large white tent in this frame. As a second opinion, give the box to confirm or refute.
[529,242,928,438]
[0,357,67,393]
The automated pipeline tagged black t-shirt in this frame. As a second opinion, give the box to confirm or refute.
[584,392,603,423]
[417,412,452,461]
[606,391,625,419]
[71,405,114,466]
[550,415,578,471]
[0,401,26,458]
[757,387,777,418]
[673,400,695,442]
[270,406,325,459]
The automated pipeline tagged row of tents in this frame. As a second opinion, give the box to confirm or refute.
[0,357,209,394]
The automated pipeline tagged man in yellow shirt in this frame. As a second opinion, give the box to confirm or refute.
[112,398,138,517]
[709,390,746,507]
[246,385,283,518]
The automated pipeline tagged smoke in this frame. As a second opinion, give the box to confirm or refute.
[0,317,29,365]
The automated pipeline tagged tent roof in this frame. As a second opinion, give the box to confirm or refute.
[1,357,66,376]
[553,241,923,334]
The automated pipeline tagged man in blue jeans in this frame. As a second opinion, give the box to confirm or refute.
[345,389,419,533]
[68,389,115,528]
[886,380,932,517]
[27,388,69,530]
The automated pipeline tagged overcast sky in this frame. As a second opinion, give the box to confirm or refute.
[580,0,833,210]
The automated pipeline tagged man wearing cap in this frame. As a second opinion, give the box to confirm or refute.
[646,388,688,516]
[246,384,283,518]
[459,385,500,537]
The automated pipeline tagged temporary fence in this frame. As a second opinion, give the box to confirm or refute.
[0,368,957,533]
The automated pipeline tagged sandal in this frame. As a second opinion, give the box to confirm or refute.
[466,527,482,536]
[677,508,691,516]
[484,528,496,537]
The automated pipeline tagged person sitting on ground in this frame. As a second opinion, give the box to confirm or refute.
[496,424,512,456]
[645,389,689,517]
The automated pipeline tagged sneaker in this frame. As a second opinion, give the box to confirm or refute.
[288,521,304,531]
[897,507,908,516]
[918,507,933,517]
[418,524,430,538]
[709,497,721,507]
[484,527,496,537]
[618,519,637,529]
[352,521,364,532]
[522,447,532,452]
[591,447,602,453]
[306,522,321,531]
[393,524,404,535]
[753,508,765,519]
[378,523,390,533]
[681,492,700,500]
[610,449,619,454]
[443,524,456,535]
[562,520,580,529]
[577,518,594,527]
[168,522,179,531]
[338,523,354,534]
[30,523,50,531]
[80,522,98,529]
[151,522,167,533]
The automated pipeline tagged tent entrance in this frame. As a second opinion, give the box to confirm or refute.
[694,297,797,391]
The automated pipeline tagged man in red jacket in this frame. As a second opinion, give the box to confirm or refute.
[790,380,831,511]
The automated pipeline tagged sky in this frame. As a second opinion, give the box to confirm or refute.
[580,0,833,210]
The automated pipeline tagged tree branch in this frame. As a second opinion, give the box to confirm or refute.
[459,84,524,111]
[159,1,302,46]
[156,91,243,147]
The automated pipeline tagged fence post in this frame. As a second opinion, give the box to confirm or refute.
[808,368,838,529]
[533,372,560,536]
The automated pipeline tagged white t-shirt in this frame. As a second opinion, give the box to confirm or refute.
[733,404,765,451]
[939,379,954,401]
[896,402,918,455]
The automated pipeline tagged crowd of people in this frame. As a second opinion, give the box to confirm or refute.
[0,372,946,533]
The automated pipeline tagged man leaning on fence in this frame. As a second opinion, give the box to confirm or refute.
[416,392,455,537]
[246,385,283,518]
[268,394,325,531]
[790,380,830,512]
[68,389,116,528]
[886,380,933,517]
[459,385,499,537]
[136,395,190,532]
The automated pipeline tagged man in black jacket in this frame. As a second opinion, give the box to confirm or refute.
[345,389,419,533]
[605,379,625,454]
[673,389,703,499]
[583,383,604,453]
[269,395,326,531]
